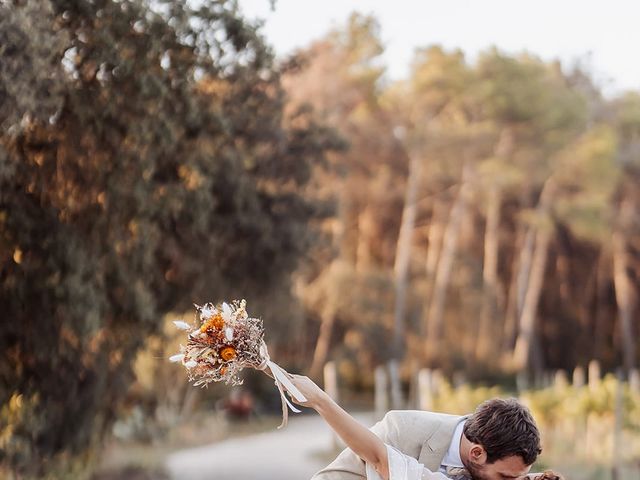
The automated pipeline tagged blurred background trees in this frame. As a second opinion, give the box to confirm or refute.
[283,13,639,383]
[0,0,339,476]
[1,2,639,479]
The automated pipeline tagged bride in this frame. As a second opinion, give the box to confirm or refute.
[286,374,563,480]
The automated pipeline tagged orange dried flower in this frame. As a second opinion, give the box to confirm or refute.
[200,313,224,333]
[220,346,236,362]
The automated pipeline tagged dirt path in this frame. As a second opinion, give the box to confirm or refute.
[165,412,375,480]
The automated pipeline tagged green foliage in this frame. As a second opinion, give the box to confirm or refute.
[428,376,640,468]
[288,13,640,386]
[522,375,640,468]
[0,1,67,131]
[427,374,640,430]
[0,0,339,476]
[553,126,620,241]
[332,13,385,95]
[430,382,505,415]
[612,92,640,167]
[475,51,587,132]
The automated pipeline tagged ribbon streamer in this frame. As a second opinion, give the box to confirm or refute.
[257,341,307,429]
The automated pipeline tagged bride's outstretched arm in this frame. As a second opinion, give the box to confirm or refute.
[288,374,390,480]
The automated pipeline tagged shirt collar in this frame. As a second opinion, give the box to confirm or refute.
[441,419,465,468]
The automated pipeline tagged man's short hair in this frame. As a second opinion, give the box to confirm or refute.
[463,397,542,465]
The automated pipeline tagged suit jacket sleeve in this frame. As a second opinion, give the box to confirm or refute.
[311,411,404,480]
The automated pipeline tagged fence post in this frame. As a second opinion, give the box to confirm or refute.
[431,369,444,396]
[553,370,568,390]
[417,368,433,411]
[612,370,624,480]
[572,366,585,388]
[452,371,466,388]
[588,360,601,392]
[374,365,388,421]
[388,359,404,410]
[324,361,340,450]
[516,370,529,392]
[406,362,419,410]
[629,368,640,394]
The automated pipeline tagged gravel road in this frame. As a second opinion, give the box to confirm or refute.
[165,412,375,480]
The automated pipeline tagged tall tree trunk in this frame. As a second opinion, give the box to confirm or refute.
[516,228,536,321]
[309,305,337,379]
[592,249,610,361]
[392,153,421,357]
[387,152,422,409]
[612,200,637,373]
[356,206,375,272]
[512,228,551,371]
[576,250,600,365]
[477,127,514,359]
[309,179,354,378]
[425,166,472,363]
[422,198,447,332]
[512,180,555,372]
[476,185,502,360]
[334,179,357,264]
[502,226,530,354]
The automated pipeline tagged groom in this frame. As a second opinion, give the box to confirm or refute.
[312,397,553,480]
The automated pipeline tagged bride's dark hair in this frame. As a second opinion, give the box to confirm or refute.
[463,397,542,465]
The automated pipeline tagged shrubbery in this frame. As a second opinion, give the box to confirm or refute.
[426,374,640,470]
[0,1,339,477]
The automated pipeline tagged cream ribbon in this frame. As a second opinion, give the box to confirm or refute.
[257,341,307,429]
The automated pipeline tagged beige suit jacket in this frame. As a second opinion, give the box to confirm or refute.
[311,410,468,480]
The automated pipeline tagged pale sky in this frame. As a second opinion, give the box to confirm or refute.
[238,0,640,96]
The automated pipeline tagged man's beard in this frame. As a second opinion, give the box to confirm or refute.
[464,459,489,480]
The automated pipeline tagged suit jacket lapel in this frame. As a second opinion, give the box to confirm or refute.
[418,415,469,471]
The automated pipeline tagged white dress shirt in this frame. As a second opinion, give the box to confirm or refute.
[439,419,466,474]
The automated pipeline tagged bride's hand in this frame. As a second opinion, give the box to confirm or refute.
[286,374,330,410]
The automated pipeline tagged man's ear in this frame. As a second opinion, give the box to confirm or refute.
[469,444,487,465]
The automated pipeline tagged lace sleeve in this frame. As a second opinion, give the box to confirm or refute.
[365,444,450,480]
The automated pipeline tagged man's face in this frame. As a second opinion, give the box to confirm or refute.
[466,453,531,480]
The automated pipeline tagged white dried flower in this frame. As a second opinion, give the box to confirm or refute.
[221,302,232,322]
[225,327,234,342]
[173,320,192,331]
[185,360,198,369]
[200,303,215,319]
[169,353,185,363]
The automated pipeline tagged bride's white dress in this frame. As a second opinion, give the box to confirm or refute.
[365,445,451,480]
